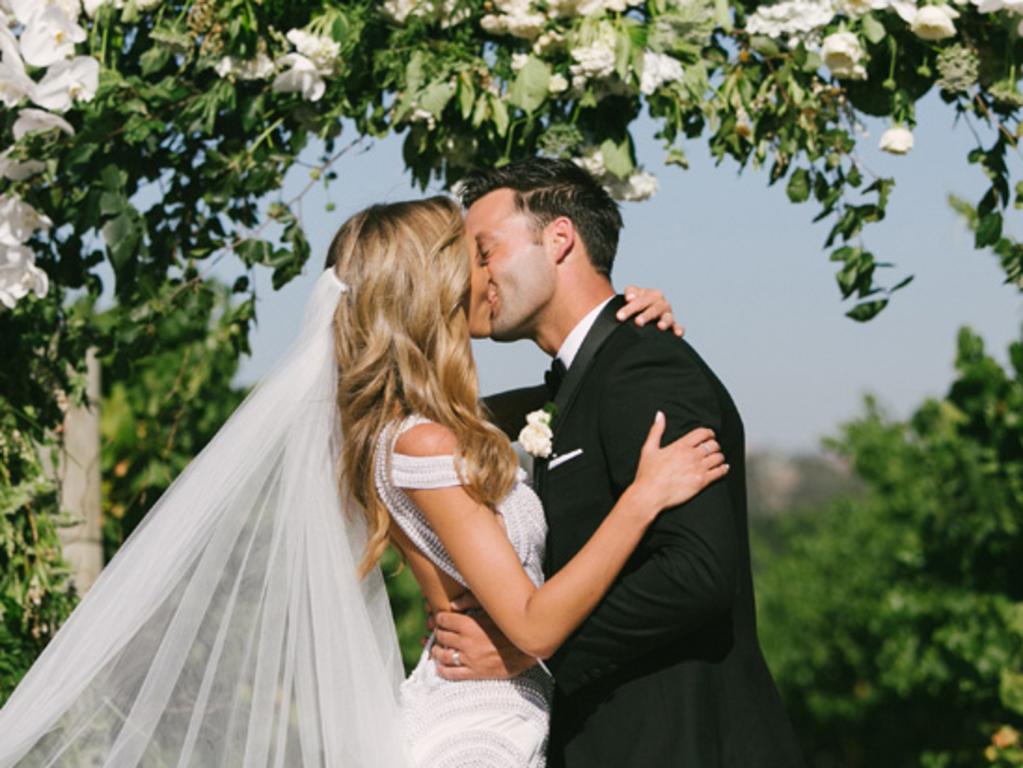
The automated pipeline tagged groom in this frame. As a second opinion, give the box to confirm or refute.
[430,157,804,767]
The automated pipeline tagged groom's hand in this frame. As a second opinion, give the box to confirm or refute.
[430,595,537,681]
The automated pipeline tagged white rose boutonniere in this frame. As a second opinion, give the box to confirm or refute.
[519,404,557,459]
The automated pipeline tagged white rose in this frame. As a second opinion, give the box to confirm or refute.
[13,107,75,139]
[879,125,914,154]
[910,4,958,39]
[548,72,569,93]
[518,422,553,458]
[272,54,326,102]
[19,6,86,68]
[526,410,552,429]
[511,52,529,71]
[0,243,48,309]
[821,31,867,80]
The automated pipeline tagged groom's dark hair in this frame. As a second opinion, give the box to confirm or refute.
[457,157,623,277]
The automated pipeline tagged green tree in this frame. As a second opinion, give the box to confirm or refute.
[754,327,1023,767]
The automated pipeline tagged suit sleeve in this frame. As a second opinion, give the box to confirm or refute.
[547,338,738,695]
[482,385,549,440]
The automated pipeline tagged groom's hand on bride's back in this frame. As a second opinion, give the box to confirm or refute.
[617,286,685,337]
[428,595,536,681]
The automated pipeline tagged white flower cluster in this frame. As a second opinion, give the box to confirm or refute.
[482,0,547,39]
[0,0,103,310]
[481,0,642,41]
[518,409,554,458]
[974,0,1023,34]
[639,50,685,95]
[270,29,341,102]
[746,0,964,49]
[382,0,470,27]
[745,0,836,48]
[573,147,660,202]
[547,0,644,16]
[214,52,274,81]
[215,26,342,102]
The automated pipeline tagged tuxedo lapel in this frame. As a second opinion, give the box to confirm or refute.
[553,295,626,422]
[536,296,625,499]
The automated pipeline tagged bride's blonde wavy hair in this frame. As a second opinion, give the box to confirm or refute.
[328,196,520,578]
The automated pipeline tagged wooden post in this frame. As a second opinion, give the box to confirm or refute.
[56,348,104,594]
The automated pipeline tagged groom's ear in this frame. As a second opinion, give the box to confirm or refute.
[544,216,575,265]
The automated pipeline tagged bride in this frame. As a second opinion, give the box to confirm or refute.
[0,196,727,768]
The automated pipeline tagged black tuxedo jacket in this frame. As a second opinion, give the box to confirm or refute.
[532,296,803,768]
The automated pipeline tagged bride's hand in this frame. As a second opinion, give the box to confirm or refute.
[631,412,728,516]
[616,286,685,337]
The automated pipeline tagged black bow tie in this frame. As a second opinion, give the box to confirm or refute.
[545,357,567,398]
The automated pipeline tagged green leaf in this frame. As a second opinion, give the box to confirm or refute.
[749,36,780,57]
[614,28,633,81]
[600,138,633,179]
[976,212,1003,247]
[235,239,275,267]
[861,13,886,44]
[507,56,551,115]
[102,212,142,273]
[846,299,887,321]
[489,94,509,137]
[458,73,475,120]
[786,168,811,203]
[665,147,689,169]
[419,80,456,118]
[140,45,171,77]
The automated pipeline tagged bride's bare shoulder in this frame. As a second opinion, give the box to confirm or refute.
[394,421,457,457]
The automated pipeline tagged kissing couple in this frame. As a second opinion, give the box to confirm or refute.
[0,157,803,768]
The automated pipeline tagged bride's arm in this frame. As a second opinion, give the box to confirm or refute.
[396,415,726,660]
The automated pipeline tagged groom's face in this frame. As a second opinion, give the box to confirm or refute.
[464,189,556,342]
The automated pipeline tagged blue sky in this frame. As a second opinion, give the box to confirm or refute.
[229,92,1021,452]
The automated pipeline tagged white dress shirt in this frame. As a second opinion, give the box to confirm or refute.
[556,296,614,369]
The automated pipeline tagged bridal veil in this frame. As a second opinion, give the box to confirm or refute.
[0,268,413,767]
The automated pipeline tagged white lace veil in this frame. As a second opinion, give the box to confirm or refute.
[0,268,413,767]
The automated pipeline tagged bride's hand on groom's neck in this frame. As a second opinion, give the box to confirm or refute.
[617,286,685,337]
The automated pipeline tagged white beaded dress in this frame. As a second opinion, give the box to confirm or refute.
[375,415,554,768]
